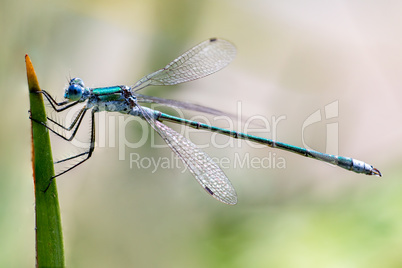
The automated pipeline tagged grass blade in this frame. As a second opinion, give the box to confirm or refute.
[26,54,65,267]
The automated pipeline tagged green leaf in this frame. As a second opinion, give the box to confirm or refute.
[26,54,65,267]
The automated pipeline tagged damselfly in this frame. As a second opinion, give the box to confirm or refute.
[30,38,381,205]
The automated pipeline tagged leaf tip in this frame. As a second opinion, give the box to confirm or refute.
[26,54,40,93]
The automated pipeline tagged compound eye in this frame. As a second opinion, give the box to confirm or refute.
[70,77,85,88]
[65,83,83,101]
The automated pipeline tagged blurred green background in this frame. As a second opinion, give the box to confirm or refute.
[2,0,401,267]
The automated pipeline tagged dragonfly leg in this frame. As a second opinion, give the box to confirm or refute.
[46,106,87,131]
[40,90,81,112]
[29,107,88,141]
[43,109,97,192]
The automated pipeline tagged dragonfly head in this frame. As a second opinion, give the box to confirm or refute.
[65,77,88,101]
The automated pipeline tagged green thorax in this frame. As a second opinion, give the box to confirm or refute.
[92,86,122,95]
[91,86,125,101]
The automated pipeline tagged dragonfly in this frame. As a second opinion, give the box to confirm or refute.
[30,38,381,205]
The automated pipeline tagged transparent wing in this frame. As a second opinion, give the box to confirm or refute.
[138,106,238,205]
[136,93,262,128]
[132,38,236,92]
[136,93,237,117]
